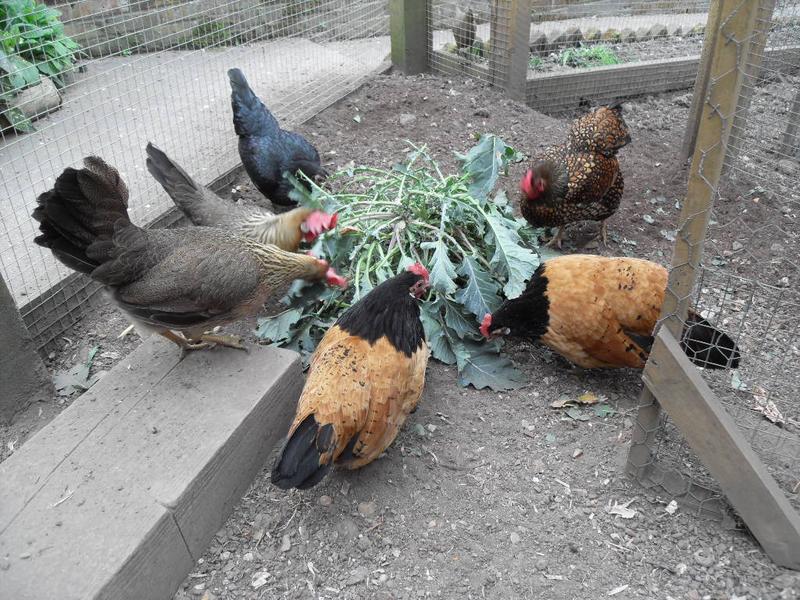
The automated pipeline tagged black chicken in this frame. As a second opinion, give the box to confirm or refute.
[228,68,327,207]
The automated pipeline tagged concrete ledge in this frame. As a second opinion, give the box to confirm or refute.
[0,336,302,600]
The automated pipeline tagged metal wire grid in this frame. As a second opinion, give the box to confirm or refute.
[632,0,800,516]
[0,0,390,349]
[427,1,514,88]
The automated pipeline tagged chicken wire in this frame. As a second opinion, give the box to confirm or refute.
[629,0,800,521]
[428,1,800,114]
[0,0,390,351]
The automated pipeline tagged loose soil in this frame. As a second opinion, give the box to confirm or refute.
[3,72,799,599]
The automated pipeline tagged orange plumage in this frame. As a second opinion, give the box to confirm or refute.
[271,265,430,490]
[482,255,741,370]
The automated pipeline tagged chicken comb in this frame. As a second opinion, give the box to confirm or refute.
[325,266,348,289]
[304,211,338,236]
[479,314,492,339]
[407,262,429,281]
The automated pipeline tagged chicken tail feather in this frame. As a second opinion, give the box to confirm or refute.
[228,67,279,138]
[145,142,203,214]
[271,414,335,490]
[32,156,131,275]
[681,311,742,370]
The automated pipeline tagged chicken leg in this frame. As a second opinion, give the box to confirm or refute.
[160,330,212,353]
[544,226,565,249]
[196,333,248,352]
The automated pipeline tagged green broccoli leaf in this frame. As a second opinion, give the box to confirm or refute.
[455,256,502,319]
[457,341,527,390]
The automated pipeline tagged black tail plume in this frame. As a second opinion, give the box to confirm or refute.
[271,415,335,490]
[32,156,130,275]
[681,311,742,370]
[227,68,279,138]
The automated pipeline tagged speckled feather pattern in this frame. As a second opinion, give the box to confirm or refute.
[521,106,629,229]
[285,326,429,469]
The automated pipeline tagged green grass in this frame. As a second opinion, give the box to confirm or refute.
[528,55,544,70]
[558,44,621,68]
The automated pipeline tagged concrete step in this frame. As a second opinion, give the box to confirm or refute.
[0,336,302,600]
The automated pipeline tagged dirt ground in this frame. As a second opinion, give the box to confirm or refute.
[3,73,800,598]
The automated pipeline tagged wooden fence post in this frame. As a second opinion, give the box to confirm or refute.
[0,276,53,424]
[488,0,531,101]
[779,86,800,158]
[390,0,430,75]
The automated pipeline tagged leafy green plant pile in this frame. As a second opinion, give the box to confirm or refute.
[256,135,543,391]
[1,0,80,131]
[558,44,621,68]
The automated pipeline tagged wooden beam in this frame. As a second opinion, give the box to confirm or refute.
[0,276,53,424]
[390,0,430,75]
[680,0,724,163]
[643,329,800,569]
[779,86,800,158]
[488,0,531,101]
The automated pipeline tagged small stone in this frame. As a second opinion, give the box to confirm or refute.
[731,241,744,251]
[473,108,489,118]
[693,548,714,567]
[346,565,370,586]
[220,551,231,561]
[357,535,373,551]
[770,243,783,253]
[777,159,798,176]
[243,552,254,562]
[675,562,688,575]
[251,570,271,589]
[426,423,437,433]
[583,28,601,42]
[648,23,668,39]
[686,591,701,600]
[19,552,31,559]
[336,517,360,540]
[535,558,548,570]
[318,495,333,506]
[399,113,416,126]
[572,448,583,459]
[636,27,652,42]
[509,532,521,544]
[358,501,377,517]
[280,533,291,553]
[529,30,548,54]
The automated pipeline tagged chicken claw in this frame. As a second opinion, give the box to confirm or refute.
[197,333,249,352]
[544,226,564,249]
[598,221,609,247]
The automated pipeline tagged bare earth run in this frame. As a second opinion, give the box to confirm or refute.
[3,73,799,599]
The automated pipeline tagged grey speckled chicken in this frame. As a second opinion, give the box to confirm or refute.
[145,143,337,252]
[228,68,327,207]
[33,156,347,353]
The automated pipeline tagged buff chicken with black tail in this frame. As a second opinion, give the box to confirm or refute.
[228,67,327,207]
[519,103,631,248]
[271,264,430,490]
[480,255,741,370]
[145,142,337,252]
[32,156,347,354]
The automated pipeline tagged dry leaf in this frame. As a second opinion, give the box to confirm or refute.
[665,500,678,515]
[608,498,637,519]
[752,387,784,425]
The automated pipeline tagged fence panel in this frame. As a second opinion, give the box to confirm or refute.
[627,0,800,563]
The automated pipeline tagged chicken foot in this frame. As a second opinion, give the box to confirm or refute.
[196,333,249,352]
[544,226,565,249]
[159,330,212,353]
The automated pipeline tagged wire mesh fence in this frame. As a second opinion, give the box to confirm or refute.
[427,1,800,114]
[0,0,390,351]
[628,0,800,525]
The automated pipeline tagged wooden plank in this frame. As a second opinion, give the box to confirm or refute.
[488,0,531,101]
[390,0,430,75]
[643,329,800,569]
[680,0,725,163]
[0,275,53,423]
[0,335,303,600]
